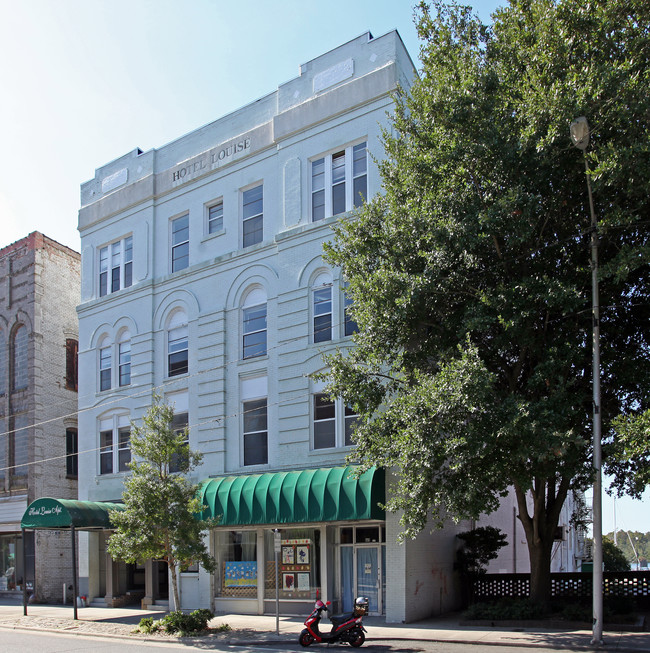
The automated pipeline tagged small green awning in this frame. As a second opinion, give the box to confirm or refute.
[21,498,125,530]
[199,466,384,526]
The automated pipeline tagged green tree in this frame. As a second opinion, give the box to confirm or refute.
[322,0,649,603]
[602,538,631,572]
[108,396,216,610]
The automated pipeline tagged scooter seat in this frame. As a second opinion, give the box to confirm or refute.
[329,612,355,628]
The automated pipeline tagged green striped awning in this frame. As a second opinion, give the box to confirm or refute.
[21,498,125,530]
[199,466,384,526]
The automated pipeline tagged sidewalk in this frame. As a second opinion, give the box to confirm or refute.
[0,601,649,651]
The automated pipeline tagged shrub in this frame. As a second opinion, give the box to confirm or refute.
[136,616,161,634]
[159,609,215,635]
[464,599,549,621]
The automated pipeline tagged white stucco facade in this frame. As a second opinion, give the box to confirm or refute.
[76,31,465,622]
[75,30,583,622]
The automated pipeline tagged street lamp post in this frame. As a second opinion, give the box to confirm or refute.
[570,116,603,646]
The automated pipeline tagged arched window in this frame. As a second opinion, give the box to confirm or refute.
[118,330,131,387]
[312,272,333,343]
[242,287,267,359]
[98,335,112,391]
[0,328,6,396]
[167,310,188,377]
[12,325,28,391]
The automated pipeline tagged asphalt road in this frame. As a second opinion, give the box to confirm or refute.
[0,629,586,653]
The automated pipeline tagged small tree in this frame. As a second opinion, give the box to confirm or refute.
[456,526,508,577]
[108,395,216,610]
[455,526,507,606]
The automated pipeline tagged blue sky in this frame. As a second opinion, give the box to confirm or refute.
[1,0,647,535]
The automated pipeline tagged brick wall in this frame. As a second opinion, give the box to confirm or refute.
[0,232,80,601]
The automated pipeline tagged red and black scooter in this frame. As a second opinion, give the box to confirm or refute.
[299,596,368,647]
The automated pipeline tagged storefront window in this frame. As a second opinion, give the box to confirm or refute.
[264,528,320,600]
[0,534,23,591]
[214,530,257,598]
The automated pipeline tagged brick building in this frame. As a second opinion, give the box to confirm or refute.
[0,232,80,601]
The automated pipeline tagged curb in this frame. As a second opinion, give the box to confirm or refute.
[1,621,648,652]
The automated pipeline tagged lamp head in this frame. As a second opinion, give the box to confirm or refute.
[570,116,590,150]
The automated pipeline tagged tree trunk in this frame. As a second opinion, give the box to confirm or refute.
[169,560,180,612]
[514,477,569,604]
[527,537,553,604]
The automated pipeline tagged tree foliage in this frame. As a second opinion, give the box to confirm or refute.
[456,526,508,576]
[108,395,217,610]
[322,0,649,602]
[602,538,631,572]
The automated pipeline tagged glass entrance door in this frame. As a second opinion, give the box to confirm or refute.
[356,546,380,614]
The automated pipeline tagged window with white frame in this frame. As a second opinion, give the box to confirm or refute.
[242,375,267,466]
[313,382,358,449]
[171,215,189,272]
[99,413,130,475]
[98,336,112,391]
[242,288,267,359]
[344,404,359,446]
[314,393,335,449]
[312,273,333,343]
[311,141,367,221]
[168,390,189,473]
[343,282,359,336]
[99,236,133,297]
[167,310,188,376]
[242,184,263,247]
[118,331,131,387]
[207,200,224,234]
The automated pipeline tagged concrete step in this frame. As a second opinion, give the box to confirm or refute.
[146,599,169,611]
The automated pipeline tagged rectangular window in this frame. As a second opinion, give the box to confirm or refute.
[169,411,189,473]
[208,201,224,234]
[100,430,113,474]
[99,236,133,297]
[66,428,78,478]
[111,241,121,292]
[99,247,108,297]
[242,185,263,247]
[313,287,332,343]
[344,405,358,446]
[314,394,335,449]
[215,530,258,598]
[168,326,188,376]
[124,235,133,287]
[119,341,131,386]
[243,397,268,465]
[171,215,190,272]
[99,346,111,391]
[100,415,131,475]
[311,158,325,221]
[118,427,131,472]
[10,414,29,487]
[332,150,346,215]
[343,286,359,336]
[242,304,267,359]
[352,142,367,208]
[65,339,78,391]
[311,142,367,221]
